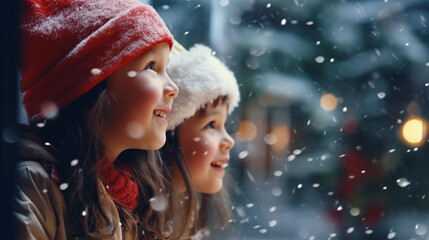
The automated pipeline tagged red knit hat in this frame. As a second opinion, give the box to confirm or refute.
[20,0,174,122]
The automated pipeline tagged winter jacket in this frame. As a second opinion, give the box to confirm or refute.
[12,128,123,239]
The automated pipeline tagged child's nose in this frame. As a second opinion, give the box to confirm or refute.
[165,74,179,98]
[221,131,235,151]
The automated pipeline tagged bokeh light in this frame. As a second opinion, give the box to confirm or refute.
[320,94,338,111]
[401,118,428,146]
[269,125,290,152]
[236,120,257,142]
[343,116,359,134]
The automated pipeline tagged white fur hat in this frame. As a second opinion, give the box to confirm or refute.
[166,43,240,130]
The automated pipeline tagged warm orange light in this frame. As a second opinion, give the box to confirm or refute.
[269,126,290,152]
[320,94,338,111]
[236,120,257,142]
[401,118,428,146]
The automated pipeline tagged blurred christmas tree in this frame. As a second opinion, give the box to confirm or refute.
[154,0,429,239]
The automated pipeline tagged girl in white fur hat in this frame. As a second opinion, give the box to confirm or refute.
[159,42,241,238]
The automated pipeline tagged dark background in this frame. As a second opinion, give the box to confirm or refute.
[1,0,19,239]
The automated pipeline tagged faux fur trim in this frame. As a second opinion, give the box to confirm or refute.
[167,44,240,130]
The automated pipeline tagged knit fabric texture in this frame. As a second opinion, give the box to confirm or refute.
[98,158,138,211]
[20,0,173,122]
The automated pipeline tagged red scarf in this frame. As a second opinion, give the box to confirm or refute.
[98,158,139,211]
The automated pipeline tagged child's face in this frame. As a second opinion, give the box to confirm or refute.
[102,42,179,160]
[176,101,235,194]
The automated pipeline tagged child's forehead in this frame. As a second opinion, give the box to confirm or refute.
[197,100,229,117]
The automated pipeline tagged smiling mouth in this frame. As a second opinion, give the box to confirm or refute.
[211,161,229,169]
[153,110,167,119]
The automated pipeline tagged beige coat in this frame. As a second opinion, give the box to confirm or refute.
[13,132,124,239]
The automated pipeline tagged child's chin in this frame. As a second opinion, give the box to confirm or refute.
[145,135,166,150]
[200,181,223,194]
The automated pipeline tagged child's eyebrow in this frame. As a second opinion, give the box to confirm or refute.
[198,108,221,118]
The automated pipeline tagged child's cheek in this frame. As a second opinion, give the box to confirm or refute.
[135,76,162,101]
[185,140,214,169]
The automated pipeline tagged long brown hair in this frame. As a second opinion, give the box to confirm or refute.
[117,149,185,239]
[36,80,156,239]
[159,96,234,239]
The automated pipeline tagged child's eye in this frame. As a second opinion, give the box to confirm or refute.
[205,121,215,129]
[144,61,155,70]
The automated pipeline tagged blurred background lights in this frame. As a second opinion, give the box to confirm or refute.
[343,116,359,134]
[401,118,428,146]
[269,125,290,152]
[236,120,257,142]
[320,94,338,111]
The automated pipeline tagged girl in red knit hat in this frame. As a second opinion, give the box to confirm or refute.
[14,0,178,239]
[156,41,241,239]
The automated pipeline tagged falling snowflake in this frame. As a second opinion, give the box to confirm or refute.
[387,231,396,239]
[293,149,302,155]
[350,207,360,216]
[90,68,102,75]
[219,0,229,7]
[268,220,277,227]
[59,183,69,190]
[127,71,137,77]
[377,92,386,99]
[396,178,411,187]
[272,187,282,196]
[149,195,168,212]
[239,151,249,159]
[315,56,325,63]
[70,159,79,166]
[415,224,427,236]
